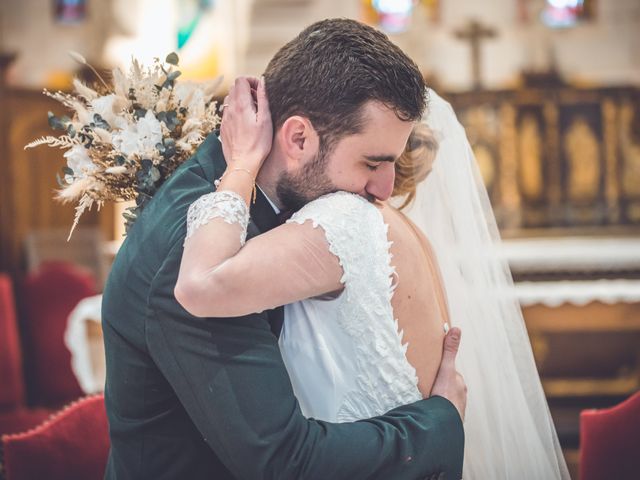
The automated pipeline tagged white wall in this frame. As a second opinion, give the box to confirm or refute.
[1,0,113,87]
[2,0,638,90]
[387,0,640,90]
[0,0,250,88]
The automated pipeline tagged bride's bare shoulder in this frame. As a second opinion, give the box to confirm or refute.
[379,204,435,256]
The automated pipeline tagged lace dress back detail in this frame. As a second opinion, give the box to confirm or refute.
[285,192,421,422]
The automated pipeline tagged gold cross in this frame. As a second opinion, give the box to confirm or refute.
[454,19,497,90]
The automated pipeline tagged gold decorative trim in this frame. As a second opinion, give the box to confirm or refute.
[602,99,620,221]
[543,374,639,397]
[499,103,520,226]
[544,102,562,206]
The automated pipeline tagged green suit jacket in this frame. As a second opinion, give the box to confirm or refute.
[102,133,464,479]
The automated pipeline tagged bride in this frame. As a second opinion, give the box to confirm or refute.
[175,79,570,478]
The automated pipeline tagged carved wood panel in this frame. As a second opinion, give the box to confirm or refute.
[446,86,640,233]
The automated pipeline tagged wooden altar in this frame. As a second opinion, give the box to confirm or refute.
[445,83,640,233]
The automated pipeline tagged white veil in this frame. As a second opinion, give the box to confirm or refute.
[399,90,571,479]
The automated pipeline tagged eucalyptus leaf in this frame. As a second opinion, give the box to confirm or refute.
[165,52,179,66]
[164,145,176,158]
[167,70,181,81]
[168,110,179,130]
[150,166,161,182]
[140,159,153,175]
[134,108,147,120]
[93,113,111,130]
[47,112,67,131]
[158,110,178,131]
[78,129,93,148]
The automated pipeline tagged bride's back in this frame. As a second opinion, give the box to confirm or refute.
[382,205,449,397]
[383,123,449,396]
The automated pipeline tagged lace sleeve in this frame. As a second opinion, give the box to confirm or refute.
[185,190,250,245]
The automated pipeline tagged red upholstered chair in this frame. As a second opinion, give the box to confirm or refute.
[1,394,109,480]
[0,274,52,436]
[18,262,97,406]
[0,274,26,411]
[579,391,640,480]
[0,408,53,438]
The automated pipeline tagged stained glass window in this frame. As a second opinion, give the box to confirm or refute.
[371,0,417,33]
[54,0,86,24]
[541,0,590,28]
[177,0,217,50]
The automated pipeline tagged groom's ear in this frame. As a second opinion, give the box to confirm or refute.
[278,115,319,167]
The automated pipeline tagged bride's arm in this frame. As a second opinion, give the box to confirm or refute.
[174,76,343,318]
[176,217,343,318]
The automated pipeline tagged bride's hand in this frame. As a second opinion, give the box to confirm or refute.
[219,76,272,174]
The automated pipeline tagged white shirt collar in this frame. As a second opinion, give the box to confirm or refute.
[257,184,280,214]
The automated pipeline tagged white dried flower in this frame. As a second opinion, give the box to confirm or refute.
[105,166,127,174]
[64,145,95,178]
[112,67,130,99]
[112,110,163,158]
[57,177,94,202]
[136,111,164,151]
[68,50,87,65]
[92,127,112,144]
[90,94,127,129]
[73,79,98,101]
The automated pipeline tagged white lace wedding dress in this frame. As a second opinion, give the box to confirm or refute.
[277,188,569,480]
[279,191,423,422]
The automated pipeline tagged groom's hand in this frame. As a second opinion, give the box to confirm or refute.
[430,327,467,421]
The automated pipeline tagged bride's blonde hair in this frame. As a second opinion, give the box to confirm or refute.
[392,123,439,210]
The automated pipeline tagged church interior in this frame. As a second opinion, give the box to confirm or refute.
[0,0,639,478]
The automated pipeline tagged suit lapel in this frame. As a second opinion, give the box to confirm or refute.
[249,189,285,337]
[250,188,280,234]
[196,134,284,336]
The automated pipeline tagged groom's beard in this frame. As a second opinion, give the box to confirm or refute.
[276,153,336,212]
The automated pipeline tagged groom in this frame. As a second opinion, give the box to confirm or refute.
[103,19,465,479]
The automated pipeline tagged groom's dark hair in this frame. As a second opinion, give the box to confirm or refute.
[263,18,426,159]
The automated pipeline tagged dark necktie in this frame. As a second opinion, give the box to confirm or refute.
[276,209,293,225]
